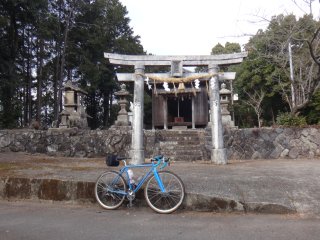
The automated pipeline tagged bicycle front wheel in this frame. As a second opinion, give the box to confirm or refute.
[144,171,185,214]
[95,171,127,210]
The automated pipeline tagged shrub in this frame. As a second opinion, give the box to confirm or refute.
[276,112,307,126]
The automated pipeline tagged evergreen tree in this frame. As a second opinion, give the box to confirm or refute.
[0,0,144,129]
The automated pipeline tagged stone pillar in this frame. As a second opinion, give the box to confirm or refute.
[151,94,155,130]
[192,96,195,129]
[131,64,145,164]
[164,96,168,130]
[209,64,227,164]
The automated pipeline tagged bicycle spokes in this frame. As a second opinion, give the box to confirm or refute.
[95,171,127,210]
[144,171,185,214]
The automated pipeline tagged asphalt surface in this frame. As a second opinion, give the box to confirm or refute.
[0,152,320,217]
[1,201,320,240]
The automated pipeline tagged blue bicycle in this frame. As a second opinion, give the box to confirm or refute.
[94,155,185,214]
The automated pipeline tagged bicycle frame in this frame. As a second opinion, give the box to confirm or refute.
[109,159,167,197]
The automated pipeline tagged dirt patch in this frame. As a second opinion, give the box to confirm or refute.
[0,163,18,171]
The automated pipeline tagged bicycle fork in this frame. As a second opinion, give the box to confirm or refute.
[153,169,166,193]
[126,170,166,209]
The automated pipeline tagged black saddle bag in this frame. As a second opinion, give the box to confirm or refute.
[106,154,119,167]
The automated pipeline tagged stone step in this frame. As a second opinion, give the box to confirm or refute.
[160,136,200,142]
[162,148,203,153]
[162,149,204,157]
[157,132,202,138]
[159,130,203,134]
[161,146,203,152]
[155,130,207,161]
[159,141,202,147]
[158,136,200,142]
[169,154,204,161]
[159,145,203,151]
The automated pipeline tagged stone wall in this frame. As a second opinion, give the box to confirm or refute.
[0,128,131,158]
[0,127,319,160]
[224,127,320,160]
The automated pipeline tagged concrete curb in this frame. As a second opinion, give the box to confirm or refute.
[0,176,296,214]
[0,177,95,204]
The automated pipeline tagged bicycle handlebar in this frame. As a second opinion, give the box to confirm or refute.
[151,155,170,169]
[116,155,170,167]
[151,155,163,161]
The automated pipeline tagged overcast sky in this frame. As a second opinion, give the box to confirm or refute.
[119,0,320,55]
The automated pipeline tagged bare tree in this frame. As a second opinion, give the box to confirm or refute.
[283,25,320,115]
[292,0,316,15]
[243,89,266,128]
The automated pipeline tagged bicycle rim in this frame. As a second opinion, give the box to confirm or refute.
[144,171,185,214]
[95,171,127,210]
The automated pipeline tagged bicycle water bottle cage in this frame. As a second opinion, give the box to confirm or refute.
[106,154,119,167]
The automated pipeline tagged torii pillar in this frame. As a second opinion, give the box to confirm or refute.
[131,64,145,164]
[209,64,227,164]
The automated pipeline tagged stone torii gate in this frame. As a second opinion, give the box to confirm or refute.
[105,52,247,164]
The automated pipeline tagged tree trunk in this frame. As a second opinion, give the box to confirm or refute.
[57,5,74,122]
[36,38,44,124]
[24,27,32,127]
[103,90,110,127]
[53,49,60,124]
[257,113,262,128]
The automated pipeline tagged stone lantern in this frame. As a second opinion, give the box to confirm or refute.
[113,84,130,127]
[59,109,70,128]
[57,80,90,129]
[219,83,235,128]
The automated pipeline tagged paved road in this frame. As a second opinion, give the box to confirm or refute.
[0,201,319,240]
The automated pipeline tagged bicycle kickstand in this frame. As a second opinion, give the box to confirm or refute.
[127,190,135,208]
[127,199,133,208]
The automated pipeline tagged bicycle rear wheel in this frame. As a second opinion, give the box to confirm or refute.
[95,171,127,210]
[144,171,185,214]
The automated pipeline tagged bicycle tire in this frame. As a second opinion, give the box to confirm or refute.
[95,170,127,210]
[144,171,185,214]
